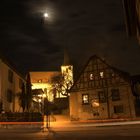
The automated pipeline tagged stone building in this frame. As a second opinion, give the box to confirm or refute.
[70,55,136,120]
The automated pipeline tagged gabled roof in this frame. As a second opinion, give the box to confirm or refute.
[0,52,25,79]
[70,55,130,91]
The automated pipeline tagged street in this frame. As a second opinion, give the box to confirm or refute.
[0,123,140,140]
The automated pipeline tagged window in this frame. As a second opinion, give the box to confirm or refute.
[100,72,104,78]
[7,89,13,103]
[98,91,106,103]
[38,79,42,83]
[100,71,104,78]
[111,89,120,101]
[82,94,89,104]
[8,69,13,83]
[90,73,94,80]
[91,99,99,107]
[114,105,123,113]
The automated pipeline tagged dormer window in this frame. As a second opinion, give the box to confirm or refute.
[100,72,104,78]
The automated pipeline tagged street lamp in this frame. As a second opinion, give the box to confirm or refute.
[38,98,42,113]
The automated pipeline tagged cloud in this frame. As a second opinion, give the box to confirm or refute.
[1,0,140,76]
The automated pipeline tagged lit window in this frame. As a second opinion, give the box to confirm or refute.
[82,94,89,104]
[100,72,104,78]
[90,73,94,80]
[91,99,99,107]
[38,79,42,83]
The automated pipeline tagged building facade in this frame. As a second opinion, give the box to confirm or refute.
[30,71,62,102]
[0,58,25,113]
[70,55,136,120]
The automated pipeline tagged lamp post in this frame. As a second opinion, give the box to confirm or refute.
[38,98,42,113]
[42,93,50,132]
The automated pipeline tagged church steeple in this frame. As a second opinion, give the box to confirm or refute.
[61,47,73,96]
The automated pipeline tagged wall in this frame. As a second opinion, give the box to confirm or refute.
[70,85,136,120]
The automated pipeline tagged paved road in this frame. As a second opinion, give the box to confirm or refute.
[0,124,140,140]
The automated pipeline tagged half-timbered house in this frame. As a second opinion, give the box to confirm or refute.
[70,55,136,120]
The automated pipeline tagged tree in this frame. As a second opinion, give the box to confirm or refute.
[19,83,26,112]
[26,73,32,112]
[17,73,32,112]
[51,74,72,98]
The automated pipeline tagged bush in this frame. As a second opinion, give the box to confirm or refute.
[0,112,43,122]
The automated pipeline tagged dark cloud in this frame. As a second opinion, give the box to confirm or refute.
[0,0,140,76]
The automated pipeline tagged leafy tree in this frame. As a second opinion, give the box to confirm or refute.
[51,75,72,97]
[26,73,32,112]
[19,83,26,112]
[17,73,32,112]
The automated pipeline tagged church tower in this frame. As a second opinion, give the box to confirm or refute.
[61,48,73,96]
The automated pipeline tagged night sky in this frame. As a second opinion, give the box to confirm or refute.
[0,0,140,76]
